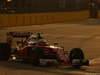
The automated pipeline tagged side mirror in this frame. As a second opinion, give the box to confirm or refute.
[64,51,69,55]
[17,41,23,45]
[54,43,58,46]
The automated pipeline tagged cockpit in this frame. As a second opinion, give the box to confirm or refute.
[26,35,49,46]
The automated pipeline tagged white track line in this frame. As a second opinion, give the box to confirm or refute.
[90,57,100,65]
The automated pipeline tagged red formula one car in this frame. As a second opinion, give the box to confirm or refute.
[0,32,89,67]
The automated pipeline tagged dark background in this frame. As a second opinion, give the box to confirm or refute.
[0,0,91,14]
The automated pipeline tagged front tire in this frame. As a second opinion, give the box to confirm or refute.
[69,48,84,67]
[30,47,45,66]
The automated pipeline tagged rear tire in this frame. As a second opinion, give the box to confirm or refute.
[0,43,11,60]
[30,47,45,66]
[69,48,84,67]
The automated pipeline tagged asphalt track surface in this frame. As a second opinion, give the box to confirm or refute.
[0,19,100,75]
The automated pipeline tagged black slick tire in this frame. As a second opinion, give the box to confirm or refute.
[30,47,45,66]
[69,48,84,67]
[0,43,11,60]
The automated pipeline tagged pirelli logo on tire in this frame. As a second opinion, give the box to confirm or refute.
[59,0,65,8]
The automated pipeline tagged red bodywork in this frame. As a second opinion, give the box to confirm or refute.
[7,32,70,65]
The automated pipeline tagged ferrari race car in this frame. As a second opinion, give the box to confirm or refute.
[0,32,89,67]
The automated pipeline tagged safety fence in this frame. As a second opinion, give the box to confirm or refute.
[0,10,90,28]
[98,10,100,18]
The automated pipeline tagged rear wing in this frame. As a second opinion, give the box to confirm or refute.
[7,32,33,38]
[7,32,33,46]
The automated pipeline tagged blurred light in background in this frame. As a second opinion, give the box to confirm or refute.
[7,0,12,2]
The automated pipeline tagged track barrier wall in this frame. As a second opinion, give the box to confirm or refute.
[0,10,90,28]
[98,10,100,18]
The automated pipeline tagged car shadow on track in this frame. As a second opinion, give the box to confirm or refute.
[0,61,95,75]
